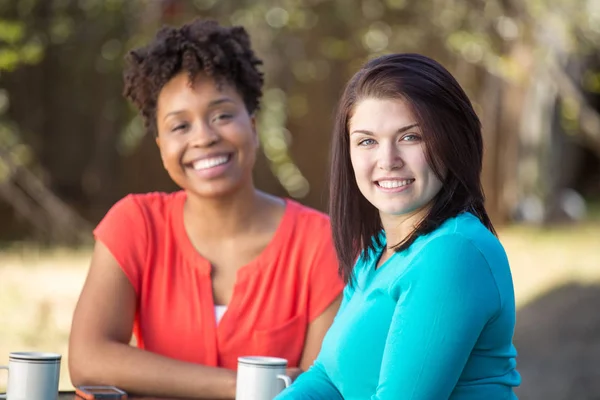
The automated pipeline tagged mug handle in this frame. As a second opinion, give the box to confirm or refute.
[277,374,292,388]
[0,365,8,399]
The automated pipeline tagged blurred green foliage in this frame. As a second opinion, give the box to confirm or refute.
[0,0,598,240]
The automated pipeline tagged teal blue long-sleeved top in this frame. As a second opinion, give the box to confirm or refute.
[276,212,521,400]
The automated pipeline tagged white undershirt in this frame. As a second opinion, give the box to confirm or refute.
[214,305,228,325]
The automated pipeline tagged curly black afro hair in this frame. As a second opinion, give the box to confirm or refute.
[123,19,264,136]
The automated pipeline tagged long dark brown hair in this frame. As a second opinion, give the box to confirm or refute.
[329,53,495,283]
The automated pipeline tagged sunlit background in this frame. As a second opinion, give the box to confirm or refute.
[1,0,599,398]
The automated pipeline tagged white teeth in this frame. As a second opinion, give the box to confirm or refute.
[192,155,229,170]
[378,179,413,189]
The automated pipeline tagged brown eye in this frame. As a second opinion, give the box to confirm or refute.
[211,113,233,124]
[172,123,188,132]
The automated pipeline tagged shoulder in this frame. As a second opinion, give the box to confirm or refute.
[97,191,184,237]
[437,213,509,276]
[391,213,510,301]
[287,199,331,225]
[274,200,339,279]
[415,212,506,263]
[284,199,333,242]
[107,191,183,221]
[119,191,183,213]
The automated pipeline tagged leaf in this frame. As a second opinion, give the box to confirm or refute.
[20,38,44,65]
[0,48,20,71]
[0,20,24,45]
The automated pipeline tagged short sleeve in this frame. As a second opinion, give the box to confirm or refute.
[93,194,148,294]
[306,222,345,322]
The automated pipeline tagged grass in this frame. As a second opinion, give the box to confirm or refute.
[0,247,90,390]
[500,219,600,307]
[0,218,599,391]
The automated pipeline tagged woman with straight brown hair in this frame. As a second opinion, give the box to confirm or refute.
[277,53,521,399]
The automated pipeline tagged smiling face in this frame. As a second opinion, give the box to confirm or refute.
[348,97,444,223]
[155,71,258,198]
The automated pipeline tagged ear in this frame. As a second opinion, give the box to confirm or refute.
[250,114,259,147]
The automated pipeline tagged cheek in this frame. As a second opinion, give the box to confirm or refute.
[243,131,259,156]
[422,161,444,195]
[349,150,368,176]
[349,151,358,171]
[233,120,259,149]
[158,141,182,168]
[407,148,431,175]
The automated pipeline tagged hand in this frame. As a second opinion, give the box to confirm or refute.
[285,367,303,382]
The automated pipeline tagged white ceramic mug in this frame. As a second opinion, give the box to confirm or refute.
[236,356,292,400]
[0,352,61,400]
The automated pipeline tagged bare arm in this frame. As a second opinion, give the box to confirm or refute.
[68,241,237,399]
[297,295,342,372]
[280,295,342,391]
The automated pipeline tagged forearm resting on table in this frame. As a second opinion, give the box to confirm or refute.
[69,339,236,399]
[276,362,343,400]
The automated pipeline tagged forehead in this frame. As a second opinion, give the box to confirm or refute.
[157,72,241,114]
[349,97,417,132]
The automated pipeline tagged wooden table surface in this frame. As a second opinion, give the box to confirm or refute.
[58,392,179,400]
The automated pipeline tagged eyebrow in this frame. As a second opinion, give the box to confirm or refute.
[350,123,419,136]
[163,98,236,121]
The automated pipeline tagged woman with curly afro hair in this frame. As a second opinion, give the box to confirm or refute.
[69,19,343,399]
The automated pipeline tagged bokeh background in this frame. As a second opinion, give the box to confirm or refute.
[1,0,599,398]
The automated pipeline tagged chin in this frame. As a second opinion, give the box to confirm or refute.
[373,200,407,214]
[378,203,423,218]
[193,187,238,199]
[196,179,250,198]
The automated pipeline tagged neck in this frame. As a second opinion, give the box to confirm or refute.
[184,183,279,239]
[380,206,430,250]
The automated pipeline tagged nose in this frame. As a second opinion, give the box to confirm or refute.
[189,121,220,147]
[377,141,403,171]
